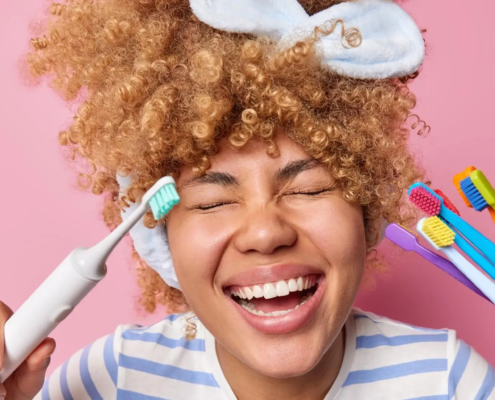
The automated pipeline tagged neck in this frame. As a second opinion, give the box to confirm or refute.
[216,328,346,400]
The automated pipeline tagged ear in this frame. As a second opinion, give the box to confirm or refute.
[282,0,424,79]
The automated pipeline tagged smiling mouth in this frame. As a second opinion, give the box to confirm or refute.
[226,275,320,317]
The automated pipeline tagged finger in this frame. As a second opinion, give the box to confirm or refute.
[25,338,56,371]
[0,302,13,370]
[4,338,55,399]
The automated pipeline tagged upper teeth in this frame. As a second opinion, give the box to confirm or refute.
[230,276,317,300]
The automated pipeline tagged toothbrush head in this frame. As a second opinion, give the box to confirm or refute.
[461,170,495,212]
[417,216,455,250]
[408,183,443,216]
[385,223,419,251]
[434,189,460,216]
[461,176,488,211]
[142,176,180,220]
[453,166,477,208]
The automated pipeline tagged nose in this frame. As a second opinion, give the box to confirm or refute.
[233,204,298,255]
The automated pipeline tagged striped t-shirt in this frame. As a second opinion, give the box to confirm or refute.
[36,308,495,399]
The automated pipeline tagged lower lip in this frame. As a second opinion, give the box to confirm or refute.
[227,277,326,335]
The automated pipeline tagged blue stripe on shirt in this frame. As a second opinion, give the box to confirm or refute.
[357,333,448,349]
[448,341,471,399]
[104,334,118,386]
[165,314,182,322]
[343,359,448,386]
[121,331,205,351]
[80,344,103,400]
[119,354,219,387]
[117,388,169,400]
[60,361,74,400]
[41,378,51,400]
[475,363,495,400]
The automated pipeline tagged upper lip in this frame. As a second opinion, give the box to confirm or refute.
[222,264,324,289]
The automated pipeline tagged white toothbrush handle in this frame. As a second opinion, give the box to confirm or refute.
[0,248,106,383]
[443,247,495,304]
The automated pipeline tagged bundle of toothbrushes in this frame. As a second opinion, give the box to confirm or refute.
[385,166,495,304]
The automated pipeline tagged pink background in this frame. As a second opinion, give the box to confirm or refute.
[0,0,494,374]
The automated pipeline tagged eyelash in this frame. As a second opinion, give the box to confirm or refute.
[195,201,233,211]
[194,188,333,211]
[285,188,332,197]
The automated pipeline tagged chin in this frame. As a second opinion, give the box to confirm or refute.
[240,330,330,379]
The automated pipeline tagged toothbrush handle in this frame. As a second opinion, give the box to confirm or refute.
[489,207,495,225]
[0,248,105,383]
[453,232,495,281]
[413,244,489,300]
[441,207,495,264]
[443,247,495,304]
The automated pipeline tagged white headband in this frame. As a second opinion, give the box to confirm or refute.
[119,0,424,290]
[117,175,181,290]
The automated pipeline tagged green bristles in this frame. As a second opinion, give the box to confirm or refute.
[149,183,180,220]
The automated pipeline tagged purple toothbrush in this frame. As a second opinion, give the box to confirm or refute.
[385,223,489,301]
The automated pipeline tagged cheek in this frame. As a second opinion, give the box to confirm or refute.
[166,212,234,291]
[297,200,367,268]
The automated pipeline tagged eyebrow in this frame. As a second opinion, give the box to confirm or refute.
[180,171,239,189]
[180,158,320,189]
[275,158,320,183]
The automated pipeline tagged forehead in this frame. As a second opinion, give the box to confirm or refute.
[179,132,311,181]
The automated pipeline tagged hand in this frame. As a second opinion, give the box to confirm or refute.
[0,301,55,400]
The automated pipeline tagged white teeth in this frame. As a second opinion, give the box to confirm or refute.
[295,293,313,309]
[244,287,254,300]
[253,285,264,298]
[231,276,319,300]
[288,278,298,292]
[263,283,277,299]
[239,302,296,317]
[239,292,314,317]
[275,280,290,296]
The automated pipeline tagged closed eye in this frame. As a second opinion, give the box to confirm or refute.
[285,188,334,196]
[194,201,233,211]
[192,187,335,210]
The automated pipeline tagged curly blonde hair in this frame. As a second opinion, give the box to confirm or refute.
[26,0,426,314]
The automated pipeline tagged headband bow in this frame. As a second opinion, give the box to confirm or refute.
[119,0,423,291]
[190,0,424,79]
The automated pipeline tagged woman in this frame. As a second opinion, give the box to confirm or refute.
[0,0,493,398]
